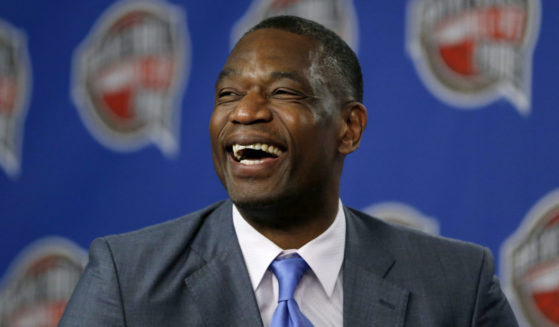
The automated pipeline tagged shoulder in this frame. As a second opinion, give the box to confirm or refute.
[343,206,520,326]
[91,200,231,269]
[104,200,229,247]
[344,206,490,279]
[60,201,231,325]
[81,200,233,297]
[345,206,486,253]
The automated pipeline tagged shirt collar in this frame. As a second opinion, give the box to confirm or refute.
[232,199,346,297]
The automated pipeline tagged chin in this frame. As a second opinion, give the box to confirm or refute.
[229,187,298,211]
[230,194,280,210]
[231,195,302,230]
[226,181,284,207]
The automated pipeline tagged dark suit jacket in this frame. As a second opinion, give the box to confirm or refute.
[59,200,518,326]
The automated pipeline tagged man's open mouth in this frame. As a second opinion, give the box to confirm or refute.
[231,143,284,165]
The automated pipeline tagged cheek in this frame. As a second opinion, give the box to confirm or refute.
[209,111,227,143]
[209,113,229,172]
[279,109,336,151]
[277,107,314,130]
[209,112,227,180]
[301,121,340,159]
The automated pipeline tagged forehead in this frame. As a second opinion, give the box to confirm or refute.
[222,29,318,78]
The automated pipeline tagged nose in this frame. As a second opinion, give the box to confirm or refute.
[229,91,272,124]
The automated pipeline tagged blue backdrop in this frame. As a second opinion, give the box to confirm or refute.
[0,0,557,326]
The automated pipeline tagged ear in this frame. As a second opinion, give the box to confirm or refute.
[338,101,367,155]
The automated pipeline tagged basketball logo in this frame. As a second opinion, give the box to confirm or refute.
[72,0,189,156]
[0,20,31,178]
[0,238,86,326]
[502,189,559,327]
[232,0,359,51]
[407,0,540,115]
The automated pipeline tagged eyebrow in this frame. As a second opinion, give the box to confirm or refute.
[215,69,308,89]
[217,68,235,80]
[215,69,235,90]
[269,71,307,85]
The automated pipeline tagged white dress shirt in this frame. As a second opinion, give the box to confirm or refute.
[232,200,346,327]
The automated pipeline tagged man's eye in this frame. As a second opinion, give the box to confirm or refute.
[217,90,242,102]
[270,88,306,100]
[218,91,237,97]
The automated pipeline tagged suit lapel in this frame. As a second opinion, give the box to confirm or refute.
[343,207,410,327]
[183,201,263,327]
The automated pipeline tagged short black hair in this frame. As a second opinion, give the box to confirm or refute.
[246,15,363,103]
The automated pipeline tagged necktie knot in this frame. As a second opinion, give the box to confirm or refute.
[269,254,309,302]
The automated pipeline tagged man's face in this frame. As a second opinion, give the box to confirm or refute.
[210,28,344,208]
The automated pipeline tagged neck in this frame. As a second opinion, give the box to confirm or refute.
[236,191,339,249]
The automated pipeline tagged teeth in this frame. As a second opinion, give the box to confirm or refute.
[240,159,264,165]
[232,143,284,162]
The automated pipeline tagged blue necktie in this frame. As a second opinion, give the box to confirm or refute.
[269,255,314,327]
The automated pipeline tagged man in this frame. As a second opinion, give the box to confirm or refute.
[60,16,518,326]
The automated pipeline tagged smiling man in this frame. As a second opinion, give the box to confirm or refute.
[210,23,363,251]
[60,16,518,327]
